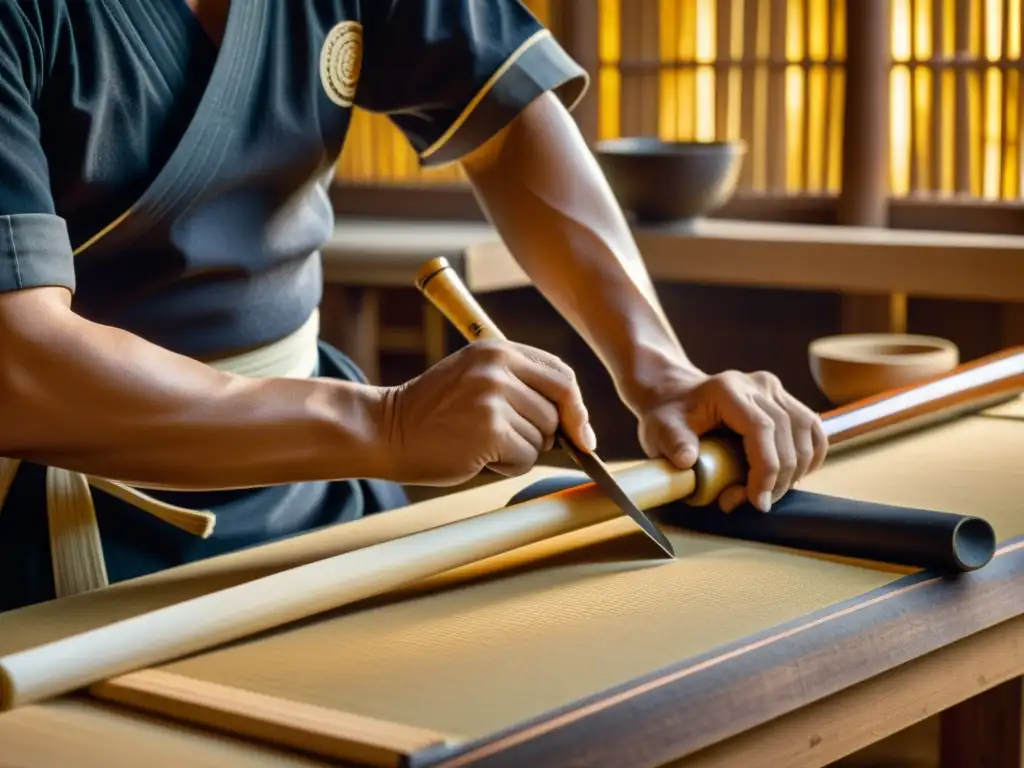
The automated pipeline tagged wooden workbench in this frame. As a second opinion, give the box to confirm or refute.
[3,385,1024,767]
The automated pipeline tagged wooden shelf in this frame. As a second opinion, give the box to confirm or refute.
[324,217,1024,303]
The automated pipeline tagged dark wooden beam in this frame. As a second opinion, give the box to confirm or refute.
[940,677,1024,768]
[552,0,601,144]
[837,0,890,227]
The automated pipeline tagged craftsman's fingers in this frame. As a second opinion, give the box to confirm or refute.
[757,394,796,505]
[714,391,778,513]
[718,484,748,513]
[780,392,822,484]
[507,404,547,455]
[646,406,701,469]
[810,416,829,472]
[487,414,543,477]
[504,376,560,452]
[507,343,595,452]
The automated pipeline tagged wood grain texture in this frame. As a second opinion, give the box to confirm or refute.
[668,613,1024,768]
[460,220,1024,302]
[939,675,1024,768]
[321,217,1024,303]
[91,670,451,768]
[0,698,331,767]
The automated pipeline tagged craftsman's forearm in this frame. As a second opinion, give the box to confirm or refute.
[0,288,386,488]
[463,93,702,410]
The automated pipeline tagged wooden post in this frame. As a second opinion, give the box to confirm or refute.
[837,0,901,334]
[838,0,890,227]
[619,0,661,138]
[553,0,601,144]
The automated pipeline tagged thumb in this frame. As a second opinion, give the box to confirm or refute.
[652,409,702,469]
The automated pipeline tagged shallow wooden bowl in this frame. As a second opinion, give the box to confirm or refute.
[594,138,745,225]
[809,333,960,405]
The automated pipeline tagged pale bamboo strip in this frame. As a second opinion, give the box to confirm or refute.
[803,0,814,190]
[639,0,661,136]
[740,0,760,187]
[954,0,972,193]
[716,0,733,140]
[766,0,788,191]
[931,0,945,192]
[980,0,991,197]
[660,0,680,139]
[45,468,108,598]
[822,0,836,192]
[1000,0,1012,197]
[619,1,640,136]
[679,0,697,140]
[1019,0,1024,194]
[908,0,921,194]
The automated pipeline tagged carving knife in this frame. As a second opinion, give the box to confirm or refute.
[415,257,675,560]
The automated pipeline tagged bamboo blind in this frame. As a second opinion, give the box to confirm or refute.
[335,0,1024,202]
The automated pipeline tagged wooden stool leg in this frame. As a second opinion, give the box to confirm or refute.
[319,285,381,384]
[940,676,1024,768]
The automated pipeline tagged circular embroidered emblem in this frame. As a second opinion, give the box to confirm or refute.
[320,21,363,108]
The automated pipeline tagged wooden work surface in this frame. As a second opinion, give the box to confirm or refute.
[322,217,1024,302]
[2,401,1024,767]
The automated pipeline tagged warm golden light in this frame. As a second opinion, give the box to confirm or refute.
[336,0,1024,201]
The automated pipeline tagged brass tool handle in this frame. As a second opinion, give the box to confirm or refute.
[415,257,506,344]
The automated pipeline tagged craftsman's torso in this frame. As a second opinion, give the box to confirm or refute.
[9,0,356,356]
[2,0,580,357]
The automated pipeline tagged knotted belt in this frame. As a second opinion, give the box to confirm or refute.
[0,310,322,599]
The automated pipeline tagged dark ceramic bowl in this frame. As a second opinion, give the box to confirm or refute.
[594,138,746,225]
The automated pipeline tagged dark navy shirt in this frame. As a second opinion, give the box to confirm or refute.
[0,0,587,358]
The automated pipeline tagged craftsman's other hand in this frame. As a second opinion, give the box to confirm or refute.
[635,369,827,513]
[380,340,594,486]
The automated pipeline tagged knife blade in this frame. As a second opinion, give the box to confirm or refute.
[415,257,675,560]
[557,431,675,557]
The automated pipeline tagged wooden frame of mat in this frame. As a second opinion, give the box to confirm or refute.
[87,535,1024,768]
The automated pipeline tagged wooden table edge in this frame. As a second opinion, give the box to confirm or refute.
[408,536,1024,768]
[670,611,1024,767]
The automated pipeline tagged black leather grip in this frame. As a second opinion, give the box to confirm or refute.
[506,477,997,574]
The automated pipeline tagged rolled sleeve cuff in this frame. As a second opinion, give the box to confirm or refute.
[418,30,590,168]
[0,214,76,293]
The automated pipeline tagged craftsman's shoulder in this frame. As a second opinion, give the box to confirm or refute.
[0,0,67,69]
[0,0,66,39]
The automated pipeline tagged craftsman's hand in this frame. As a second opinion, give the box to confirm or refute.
[634,368,828,512]
[379,340,594,486]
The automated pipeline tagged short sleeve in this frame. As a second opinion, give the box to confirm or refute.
[0,4,74,294]
[356,0,589,167]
